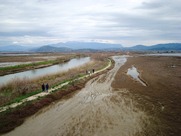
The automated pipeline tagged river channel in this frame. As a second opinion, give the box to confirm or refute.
[0,57,90,86]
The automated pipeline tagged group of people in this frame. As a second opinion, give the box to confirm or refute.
[86,69,95,76]
[41,69,95,92]
[42,83,49,92]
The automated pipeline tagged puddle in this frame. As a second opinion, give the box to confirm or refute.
[142,53,181,57]
[127,66,147,86]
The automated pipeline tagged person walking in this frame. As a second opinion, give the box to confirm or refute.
[42,83,45,92]
[92,69,95,73]
[45,83,49,92]
[88,70,91,76]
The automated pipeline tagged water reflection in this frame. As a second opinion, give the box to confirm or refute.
[143,53,181,57]
[127,66,147,86]
[31,69,37,74]
[0,57,90,86]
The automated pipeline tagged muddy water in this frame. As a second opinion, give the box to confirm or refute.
[127,66,147,86]
[4,56,149,136]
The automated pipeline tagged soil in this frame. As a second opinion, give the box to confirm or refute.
[3,55,181,136]
[112,55,181,136]
[3,56,148,136]
[0,58,113,134]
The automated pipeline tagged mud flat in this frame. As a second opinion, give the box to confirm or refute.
[112,55,181,136]
[3,56,152,136]
[3,55,180,136]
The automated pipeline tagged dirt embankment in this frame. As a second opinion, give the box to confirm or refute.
[112,56,181,136]
[0,58,114,134]
[2,55,180,136]
[3,56,153,136]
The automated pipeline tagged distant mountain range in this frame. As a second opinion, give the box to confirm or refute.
[0,42,181,52]
[125,43,181,51]
[49,41,123,50]
[32,45,72,52]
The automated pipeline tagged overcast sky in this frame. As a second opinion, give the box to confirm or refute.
[0,0,181,47]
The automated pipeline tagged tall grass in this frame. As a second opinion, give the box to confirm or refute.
[0,57,107,107]
[0,58,69,71]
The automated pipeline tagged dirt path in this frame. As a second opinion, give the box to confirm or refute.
[0,59,111,113]
[4,56,150,136]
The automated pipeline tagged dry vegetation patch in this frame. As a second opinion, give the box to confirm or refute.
[0,53,115,134]
[0,56,106,106]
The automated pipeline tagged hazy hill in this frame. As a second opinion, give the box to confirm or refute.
[0,42,181,52]
[148,43,181,50]
[31,42,123,52]
[125,45,148,51]
[32,45,72,52]
[50,41,123,49]
[126,43,181,51]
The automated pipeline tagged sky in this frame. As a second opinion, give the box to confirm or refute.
[0,0,181,47]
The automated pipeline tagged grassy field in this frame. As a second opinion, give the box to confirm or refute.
[0,60,59,71]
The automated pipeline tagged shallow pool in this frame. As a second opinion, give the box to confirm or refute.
[127,66,147,86]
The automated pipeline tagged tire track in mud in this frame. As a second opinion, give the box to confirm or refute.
[4,56,150,136]
[59,56,148,136]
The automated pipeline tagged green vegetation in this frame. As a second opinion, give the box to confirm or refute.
[3,75,76,106]
[0,53,111,107]
[1,90,42,107]
[0,60,60,71]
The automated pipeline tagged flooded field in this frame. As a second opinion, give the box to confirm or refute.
[0,56,63,68]
[0,53,35,56]
[143,53,181,57]
[0,57,90,86]
[0,53,71,63]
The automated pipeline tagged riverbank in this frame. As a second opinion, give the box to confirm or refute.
[0,55,107,106]
[0,54,79,76]
[112,55,181,135]
[2,56,133,136]
[0,57,114,134]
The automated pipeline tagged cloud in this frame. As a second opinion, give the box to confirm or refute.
[0,0,180,47]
